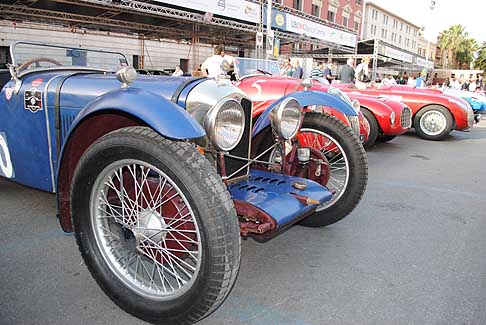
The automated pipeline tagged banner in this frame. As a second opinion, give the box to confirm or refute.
[266,30,274,56]
[416,57,434,69]
[285,14,357,48]
[383,46,413,63]
[153,0,260,23]
[264,8,356,48]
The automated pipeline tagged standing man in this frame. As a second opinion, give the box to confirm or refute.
[291,59,303,79]
[337,58,355,84]
[201,44,226,78]
[310,61,324,79]
[322,62,335,84]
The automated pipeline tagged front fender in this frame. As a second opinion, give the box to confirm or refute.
[67,87,205,141]
[252,90,357,137]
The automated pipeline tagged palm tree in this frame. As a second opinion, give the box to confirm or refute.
[474,42,486,71]
[438,24,468,69]
[457,38,477,69]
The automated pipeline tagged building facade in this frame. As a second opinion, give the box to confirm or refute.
[362,1,420,54]
[417,34,436,62]
[280,0,363,36]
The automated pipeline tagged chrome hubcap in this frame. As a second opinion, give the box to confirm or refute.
[91,160,202,300]
[420,110,447,136]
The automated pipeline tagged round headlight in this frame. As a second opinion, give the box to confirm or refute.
[204,99,245,151]
[269,98,302,139]
[351,99,361,113]
[390,111,396,125]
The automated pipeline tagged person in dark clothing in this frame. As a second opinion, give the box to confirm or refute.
[322,62,335,83]
[337,58,355,83]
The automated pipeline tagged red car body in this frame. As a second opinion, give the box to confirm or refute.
[334,84,475,139]
[310,82,411,146]
[236,75,375,143]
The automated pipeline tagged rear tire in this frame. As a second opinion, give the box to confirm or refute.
[361,109,379,147]
[71,126,240,324]
[413,105,453,140]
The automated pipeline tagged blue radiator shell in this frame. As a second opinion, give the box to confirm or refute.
[228,169,333,227]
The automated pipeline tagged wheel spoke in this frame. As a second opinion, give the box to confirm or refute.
[92,159,202,299]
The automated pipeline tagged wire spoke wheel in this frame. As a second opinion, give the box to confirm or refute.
[92,159,202,300]
[419,110,447,136]
[298,128,350,211]
[72,127,240,324]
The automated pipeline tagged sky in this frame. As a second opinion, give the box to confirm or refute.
[369,0,485,44]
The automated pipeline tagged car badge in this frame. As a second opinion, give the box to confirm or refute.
[5,87,13,101]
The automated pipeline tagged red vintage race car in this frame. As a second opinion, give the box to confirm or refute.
[232,58,410,147]
[310,82,412,147]
[334,83,476,140]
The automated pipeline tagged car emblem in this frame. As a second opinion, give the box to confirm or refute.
[4,87,13,101]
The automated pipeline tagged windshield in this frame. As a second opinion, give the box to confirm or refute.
[234,57,281,77]
[11,42,129,73]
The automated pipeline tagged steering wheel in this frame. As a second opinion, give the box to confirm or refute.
[17,57,62,72]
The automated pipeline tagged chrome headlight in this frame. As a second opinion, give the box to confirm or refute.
[269,98,302,139]
[204,99,245,151]
[390,111,396,125]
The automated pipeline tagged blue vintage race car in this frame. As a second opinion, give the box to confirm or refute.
[0,42,367,324]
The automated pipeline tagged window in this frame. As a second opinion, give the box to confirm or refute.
[400,22,403,31]
[393,19,398,29]
[399,35,402,44]
[354,21,360,31]
[343,16,349,27]
[293,0,302,11]
[327,10,335,22]
[312,4,320,17]
[383,14,388,25]
[372,9,378,20]
[356,0,361,4]
[381,29,387,39]
[371,24,377,35]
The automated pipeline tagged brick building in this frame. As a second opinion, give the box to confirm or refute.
[279,0,363,35]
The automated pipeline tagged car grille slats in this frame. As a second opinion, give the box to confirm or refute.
[401,107,412,128]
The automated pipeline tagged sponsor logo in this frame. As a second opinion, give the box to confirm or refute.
[4,87,13,101]
[0,132,14,178]
[275,13,285,26]
[24,88,43,113]
[31,78,43,87]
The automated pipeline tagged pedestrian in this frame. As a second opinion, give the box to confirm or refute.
[201,44,226,78]
[407,76,415,87]
[469,78,477,92]
[322,62,335,83]
[355,56,370,89]
[451,77,461,90]
[337,58,355,84]
[415,75,425,88]
[280,58,292,77]
[310,61,324,80]
[172,65,184,77]
[291,59,303,79]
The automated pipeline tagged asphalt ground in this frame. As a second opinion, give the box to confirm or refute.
[1,122,486,325]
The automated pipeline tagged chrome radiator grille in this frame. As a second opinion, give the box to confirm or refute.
[348,115,360,136]
[400,107,412,128]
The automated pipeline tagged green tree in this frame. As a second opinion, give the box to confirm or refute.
[474,42,486,71]
[438,24,468,69]
[456,38,477,69]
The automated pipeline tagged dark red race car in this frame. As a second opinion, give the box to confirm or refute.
[334,83,476,141]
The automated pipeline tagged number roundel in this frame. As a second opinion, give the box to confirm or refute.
[0,133,13,178]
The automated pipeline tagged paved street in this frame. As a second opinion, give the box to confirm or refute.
[1,123,486,325]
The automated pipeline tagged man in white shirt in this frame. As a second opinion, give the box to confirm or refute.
[172,65,184,77]
[201,44,226,78]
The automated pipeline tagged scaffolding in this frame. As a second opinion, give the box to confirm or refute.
[0,0,358,62]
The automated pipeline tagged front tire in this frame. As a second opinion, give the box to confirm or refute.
[71,127,240,324]
[297,113,368,227]
[361,108,379,147]
[413,105,453,140]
